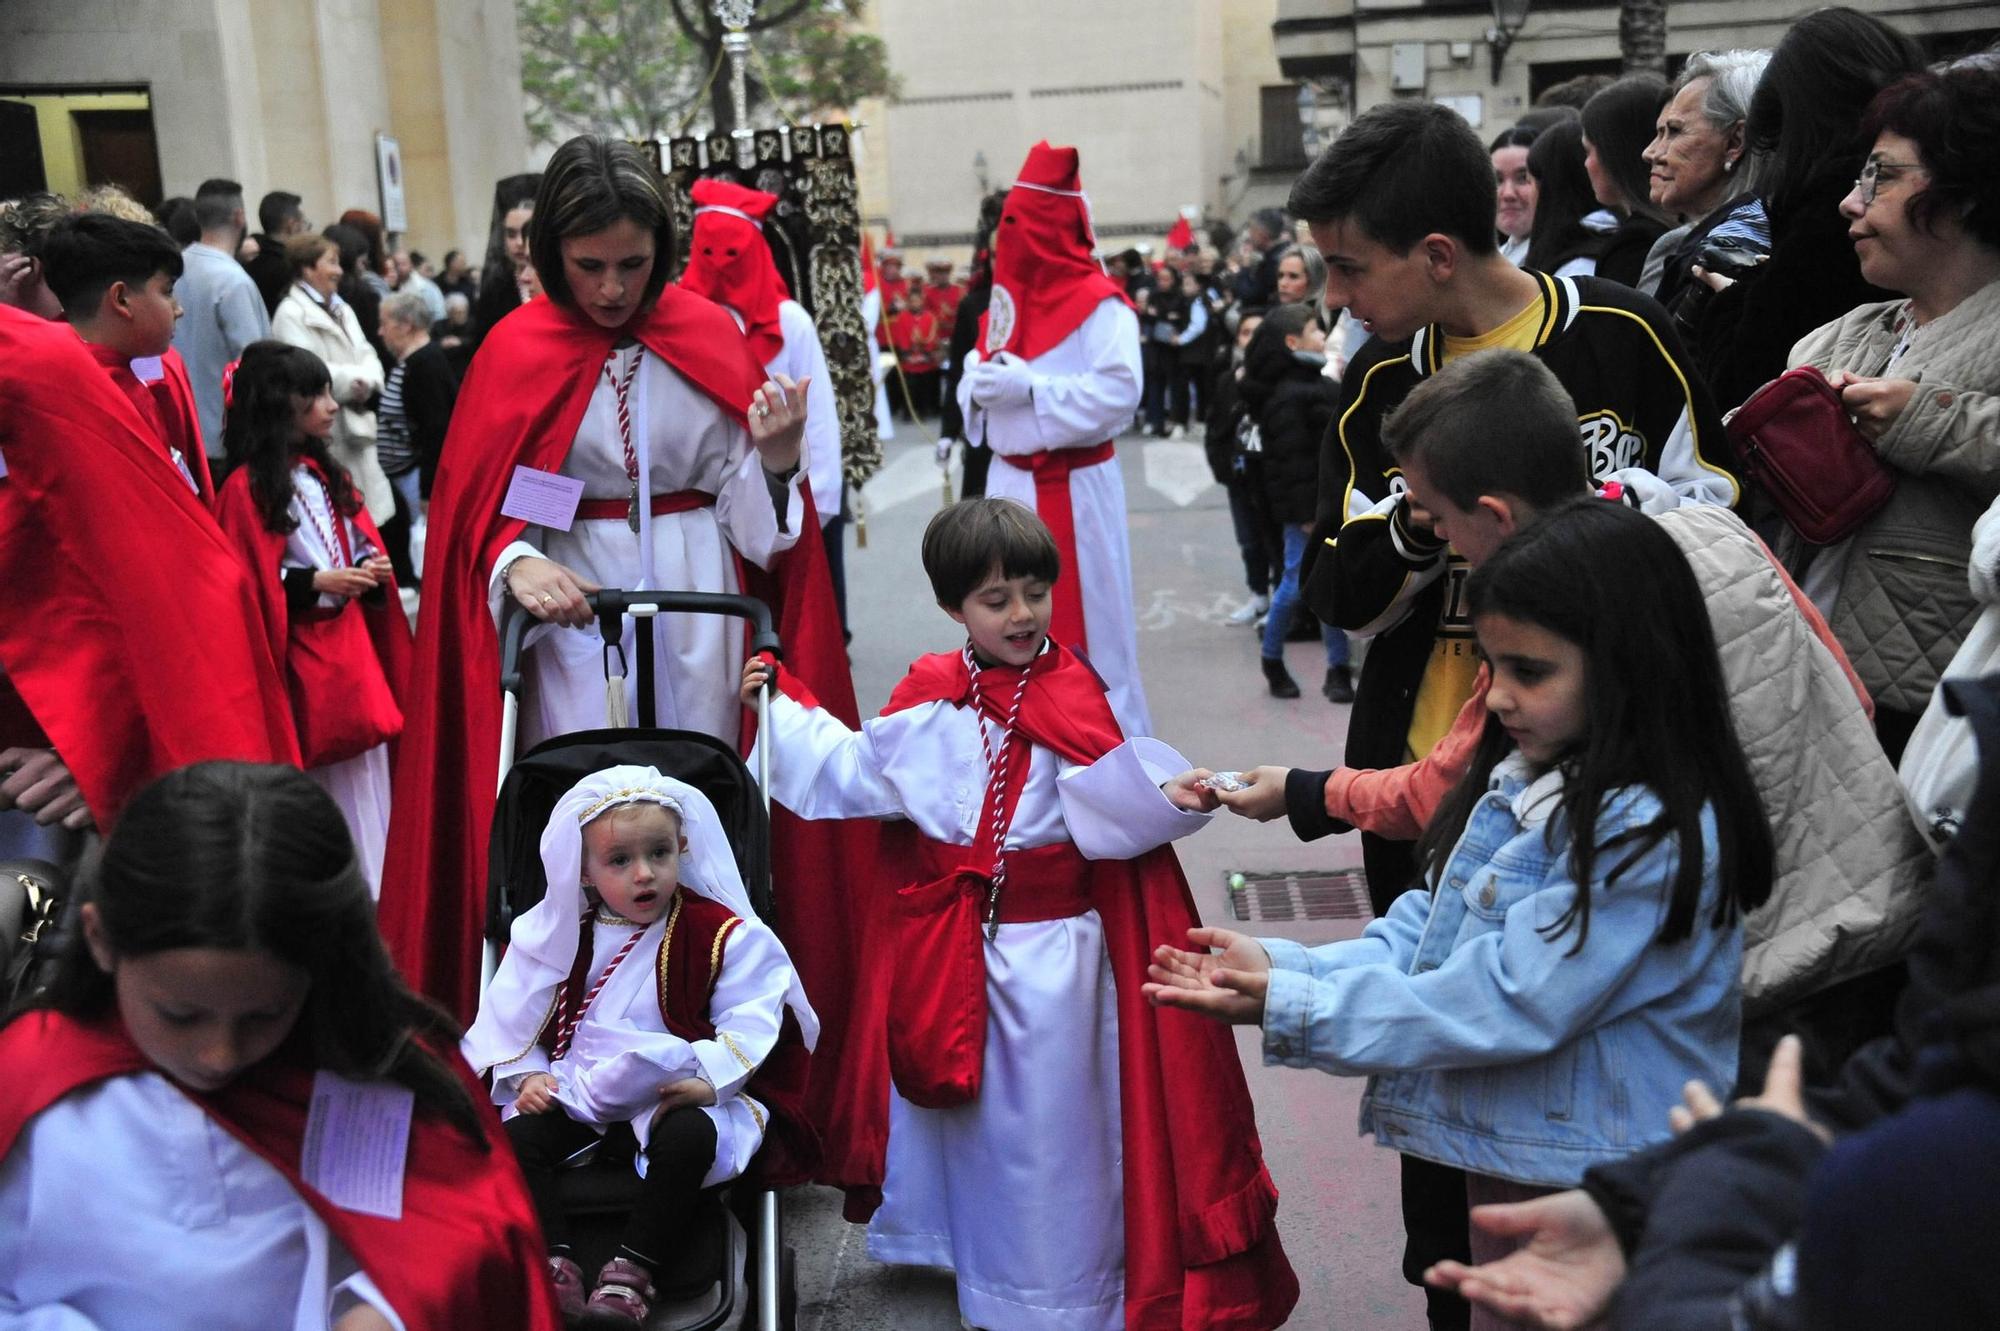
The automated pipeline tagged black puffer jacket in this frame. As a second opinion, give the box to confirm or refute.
[1238,329,1336,526]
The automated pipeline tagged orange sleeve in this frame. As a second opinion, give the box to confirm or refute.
[1756,534,1874,721]
[1323,666,1491,839]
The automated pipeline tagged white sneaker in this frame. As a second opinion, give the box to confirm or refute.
[1226,594,1269,626]
[1167,423,1187,440]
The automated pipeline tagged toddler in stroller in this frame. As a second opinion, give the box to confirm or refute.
[463,765,817,1328]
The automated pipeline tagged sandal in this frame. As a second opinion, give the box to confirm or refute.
[580,1257,656,1327]
[548,1255,586,1326]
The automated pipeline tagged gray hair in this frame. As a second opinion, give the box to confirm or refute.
[381,289,432,329]
[1675,49,1771,133]
[1288,243,1327,302]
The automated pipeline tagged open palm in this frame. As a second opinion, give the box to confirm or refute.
[1425,1190,1625,1330]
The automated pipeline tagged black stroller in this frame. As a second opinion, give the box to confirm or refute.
[483,590,797,1331]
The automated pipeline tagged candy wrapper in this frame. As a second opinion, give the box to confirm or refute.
[1199,771,1248,793]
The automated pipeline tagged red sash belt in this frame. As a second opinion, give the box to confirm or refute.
[913,838,1093,923]
[1000,441,1114,653]
[574,488,717,521]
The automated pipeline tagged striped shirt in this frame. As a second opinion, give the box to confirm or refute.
[376,361,415,476]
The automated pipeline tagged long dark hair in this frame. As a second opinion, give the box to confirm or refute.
[20,762,485,1140]
[1747,6,1924,219]
[1582,74,1672,221]
[1416,498,1773,951]
[221,341,359,536]
[1524,119,1602,273]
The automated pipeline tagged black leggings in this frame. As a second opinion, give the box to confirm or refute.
[505,1106,718,1270]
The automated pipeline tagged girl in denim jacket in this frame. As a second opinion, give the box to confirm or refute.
[1148,499,1774,1321]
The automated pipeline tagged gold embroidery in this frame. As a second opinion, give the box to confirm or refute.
[491,983,562,1071]
[653,890,686,1016]
[718,1030,756,1072]
[576,788,686,824]
[708,917,743,997]
[741,1095,766,1133]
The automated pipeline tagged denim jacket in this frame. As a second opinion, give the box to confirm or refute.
[1261,753,1742,1187]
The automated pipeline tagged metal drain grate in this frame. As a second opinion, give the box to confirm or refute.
[1225,869,1374,923]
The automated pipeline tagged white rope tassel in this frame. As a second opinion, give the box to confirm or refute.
[605,674,629,730]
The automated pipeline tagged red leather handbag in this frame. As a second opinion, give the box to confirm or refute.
[1727,365,1897,545]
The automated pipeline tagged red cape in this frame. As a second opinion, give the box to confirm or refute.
[0,1010,559,1331]
[0,305,297,825]
[378,285,874,1139]
[213,461,414,728]
[78,338,215,507]
[822,646,1300,1331]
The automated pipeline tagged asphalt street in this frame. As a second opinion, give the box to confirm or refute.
[783,425,1426,1329]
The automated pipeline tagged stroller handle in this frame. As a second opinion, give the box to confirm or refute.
[498,590,783,695]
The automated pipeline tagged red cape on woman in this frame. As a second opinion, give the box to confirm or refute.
[376,287,874,1188]
[0,1009,559,1331]
[812,647,1300,1331]
[0,305,296,825]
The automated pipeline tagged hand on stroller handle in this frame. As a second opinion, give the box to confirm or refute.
[740,655,776,705]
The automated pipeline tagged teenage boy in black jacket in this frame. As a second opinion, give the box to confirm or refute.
[1280,99,1740,1330]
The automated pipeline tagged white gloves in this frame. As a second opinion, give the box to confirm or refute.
[936,436,957,466]
[967,351,1034,409]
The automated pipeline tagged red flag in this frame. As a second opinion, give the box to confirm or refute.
[1166,216,1195,251]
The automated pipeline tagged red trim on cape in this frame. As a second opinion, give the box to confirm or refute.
[840,645,1300,1331]
[0,1010,560,1331]
[0,305,297,826]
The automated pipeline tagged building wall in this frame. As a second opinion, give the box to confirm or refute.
[863,0,1279,262]
[1279,0,2000,138]
[0,0,528,259]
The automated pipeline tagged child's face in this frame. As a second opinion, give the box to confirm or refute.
[947,566,1051,669]
[1236,315,1263,350]
[582,802,685,924]
[1286,321,1328,356]
[1400,456,1515,567]
[1308,218,1443,343]
[83,905,309,1093]
[119,271,182,357]
[293,389,338,441]
[1476,612,1588,767]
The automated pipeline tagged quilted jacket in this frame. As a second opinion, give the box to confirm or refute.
[1661,504,1933,1011]
[1781,279,2000,716]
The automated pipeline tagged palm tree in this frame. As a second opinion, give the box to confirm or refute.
[1619,0,1668,75]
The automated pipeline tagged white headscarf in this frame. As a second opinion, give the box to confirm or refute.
[464,765,817,1073]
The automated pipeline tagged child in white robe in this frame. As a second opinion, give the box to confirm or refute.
[741,499,1299,1331]
[463,766,817,1327]
[0,761,554,1331]
[215,341,407,896]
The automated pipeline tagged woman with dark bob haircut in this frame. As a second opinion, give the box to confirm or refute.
[1773,58,2000,762]
[1580,74,1672,290]
[378,132,852,1019]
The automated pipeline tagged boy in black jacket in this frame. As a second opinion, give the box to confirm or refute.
[1282,99,1739,1330]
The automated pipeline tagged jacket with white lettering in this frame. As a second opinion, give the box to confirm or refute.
[1300,273,1738,893]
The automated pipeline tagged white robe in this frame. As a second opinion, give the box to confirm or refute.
[489,345,803,748]
[0,1072,403,1330]
[478,905,796,1188]
[283,466,393,897]
[959,299,1150,735]
[774,301,843,520]
[759,689,1207,1331]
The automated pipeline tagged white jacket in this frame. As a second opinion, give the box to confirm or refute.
[271,284,392,523]
[1901,496,2000,850]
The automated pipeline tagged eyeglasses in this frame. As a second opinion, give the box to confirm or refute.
[1853,158,1923,207]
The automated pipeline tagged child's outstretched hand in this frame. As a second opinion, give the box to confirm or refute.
[512,1072,558,1115]
[1142,925,1272,1025]
[360,554,394,586]
[740,654,775,705]
[1162,769,1220,813]
[1214,765,1291,821]
[651,1076,718,1129]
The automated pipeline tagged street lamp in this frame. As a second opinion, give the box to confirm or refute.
[1487,0,1532,86]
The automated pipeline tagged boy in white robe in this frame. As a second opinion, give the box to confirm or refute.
[740,499,1299,1331]
[463,767,817,1327]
